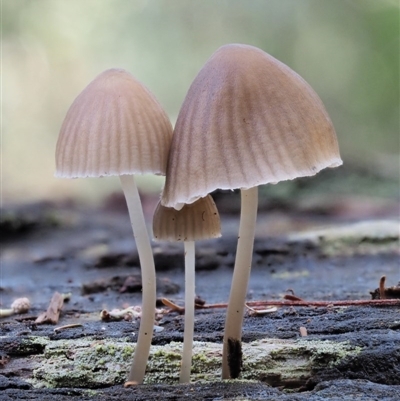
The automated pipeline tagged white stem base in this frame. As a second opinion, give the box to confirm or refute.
[120,175,156,384]
[222,186,258,379]
[180,240,195,383]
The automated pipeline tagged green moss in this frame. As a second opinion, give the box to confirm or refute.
[152,347,181,361]
[122,345,134,358]
[272,270,310,280]
[288,220,399,257]
[240,339,360,387]
[28,338,360,389]
[12,336,49,356]
[309,340,361,368]
[84,389,99,397]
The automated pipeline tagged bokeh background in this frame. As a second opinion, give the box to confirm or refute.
[3,0,399,205]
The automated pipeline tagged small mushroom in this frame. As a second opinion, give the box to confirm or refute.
[153,195,221,382]
[161,44,342,379]
[0,297,31,318]
[55,68,173,384]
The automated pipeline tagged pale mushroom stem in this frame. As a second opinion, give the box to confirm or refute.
[0,309,15,317]
[180,240,196,383]
[222,186,258,379]
[120,174,156,384]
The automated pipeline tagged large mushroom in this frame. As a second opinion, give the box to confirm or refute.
[161,44,342,379]
[153,195,221,382]
[55,68,173,384]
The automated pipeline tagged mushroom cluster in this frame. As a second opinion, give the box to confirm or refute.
[56,44,342,385]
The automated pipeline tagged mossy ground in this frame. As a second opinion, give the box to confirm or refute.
[28,337,359,389]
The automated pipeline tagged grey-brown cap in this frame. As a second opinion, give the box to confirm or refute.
[56,68,173,178]
[153,195,221,242]
[162,44,342,208]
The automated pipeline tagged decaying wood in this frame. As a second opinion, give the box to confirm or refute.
[0,336,365,388]
[35,292,66,325]
[370,275,400,300]
[1,197,399,400]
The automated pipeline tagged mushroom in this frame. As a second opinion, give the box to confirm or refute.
[153,195,221,382]
[0,297,31,318]
[161,44,342,379]
[55,68,173,384]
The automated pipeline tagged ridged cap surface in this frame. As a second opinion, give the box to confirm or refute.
[162,44,342,207]
[56,68,173,178]
[153,195,221,242]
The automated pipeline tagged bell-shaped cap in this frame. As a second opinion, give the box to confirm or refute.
[153,195,221,242]
[162,44,342,208]
[56,68,173,178]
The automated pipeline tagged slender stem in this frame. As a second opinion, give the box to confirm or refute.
[180,240,195,383]
[0,309,14,317]
[222,186,258,379]
[120,175,156,384]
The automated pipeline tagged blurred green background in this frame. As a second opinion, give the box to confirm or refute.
[3,0,399,205]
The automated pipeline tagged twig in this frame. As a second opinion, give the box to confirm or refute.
[379,276,386,300]
[54,323,83,333]
[162,277,400,315]
[283,294,304,301]
[196,298,400,310]
[161,298,185,314]
[370,276,400,299]
[100,306,142,322]
[35,292,68,325]
[245,304,277,316]
[299,327,308,337]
